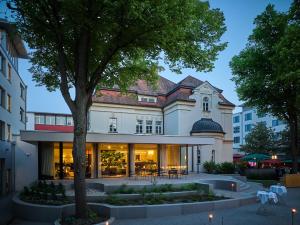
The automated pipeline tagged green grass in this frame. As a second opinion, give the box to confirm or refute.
[249,179,279,188]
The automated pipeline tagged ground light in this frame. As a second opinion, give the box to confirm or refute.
[291,208,297,225]
[208,213,213,224]
[231,183,235,192]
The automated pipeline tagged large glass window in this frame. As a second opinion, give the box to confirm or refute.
[99,144,128,177]
[134,144,157,175]
[109,118,117,133]
[0,120,5,140]
[20,107,25,122]
[136,120,143,133]
[146,120,152,134]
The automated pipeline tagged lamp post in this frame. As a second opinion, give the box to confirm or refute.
[291,208,297,225]
[208,213,213,224]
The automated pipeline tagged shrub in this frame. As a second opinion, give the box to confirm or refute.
[203,161,218,173]
[217,162,235,174]
[245,168,278,180]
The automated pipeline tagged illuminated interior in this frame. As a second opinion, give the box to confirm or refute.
[99,143,128,177]
[134,144,158,175]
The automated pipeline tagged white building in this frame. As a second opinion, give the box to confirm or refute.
[0,20,28,196]
[232,106,287,154]
[18,75,235,188]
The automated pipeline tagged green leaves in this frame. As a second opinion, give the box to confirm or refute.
[12,0,226,93]
[242,123,277,154]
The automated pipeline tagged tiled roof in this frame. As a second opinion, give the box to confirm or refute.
[93,75,234,108]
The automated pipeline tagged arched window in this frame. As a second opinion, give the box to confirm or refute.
[211,150,215,162]
[203,97,209,111]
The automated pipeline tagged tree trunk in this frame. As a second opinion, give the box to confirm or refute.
[290,120,298,173]
[72,98,89,218]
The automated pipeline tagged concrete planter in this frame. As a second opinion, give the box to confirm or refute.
[13,194,256,221]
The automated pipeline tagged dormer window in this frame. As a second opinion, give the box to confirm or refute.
[138,95,157,103]
[203,97,209,112]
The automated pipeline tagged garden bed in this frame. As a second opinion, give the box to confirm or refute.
[100,193,227,206]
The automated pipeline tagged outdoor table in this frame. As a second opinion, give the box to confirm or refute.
[270,185,287,196]
[257,191,278,204]
[256,190,278,215]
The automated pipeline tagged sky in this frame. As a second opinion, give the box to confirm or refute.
[16,0,292,114]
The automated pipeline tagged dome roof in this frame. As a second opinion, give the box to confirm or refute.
[190,118,224,134]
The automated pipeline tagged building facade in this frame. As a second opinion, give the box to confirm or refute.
[27,112,74,132]
[232,106,287,154]
[0,20,28,196]
[18,75,234,189]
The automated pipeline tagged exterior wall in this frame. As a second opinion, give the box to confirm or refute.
[232,107,287,154]
[14,136,38,191]
[26,112,35,130]
[89,103,163,134]
[0,29,26,195]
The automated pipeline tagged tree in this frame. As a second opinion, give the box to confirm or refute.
[241,122,277,154]
[5,0,226,218]
[230,1,300,172]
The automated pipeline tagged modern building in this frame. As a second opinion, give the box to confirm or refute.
[232,106,287,154]
[17,75,235,189]
[0,20,28,196]
[26,111,74,132]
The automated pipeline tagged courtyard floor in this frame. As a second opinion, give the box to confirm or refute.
[9,180,300,225]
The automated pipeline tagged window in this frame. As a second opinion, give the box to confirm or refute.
[136,120,143,134]
[20,83,25,100]
[234,136,240,143]
[7,94,11,112]
[20,107,25,122]
[138,95,157,103]
[0,86,5,108]
[66,117,73,126]
[0,52,6,75]
[155,121,162,134]
[258,121,267,126]
[109,118,117,133]
[56,116,66,125]
[272,120,278,127]
[0,120,5,140]
[7,64,11,82]
[202,97,209,111]
[211,150,215,162]
[7,124,11,141]
[233,126,240,133]
[146,120,152,134]
[245,124,252,132]
[35,114,45,124]
[233,116,240,123]
[245,113,252,121]
[45,115,55,125]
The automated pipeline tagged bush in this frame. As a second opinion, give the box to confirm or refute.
[203,161,218,173]
[20,181,69,205]
[217,162,235,174]
[245,168,278,180]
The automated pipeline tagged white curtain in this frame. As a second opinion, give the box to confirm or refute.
[41,144,54,177]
